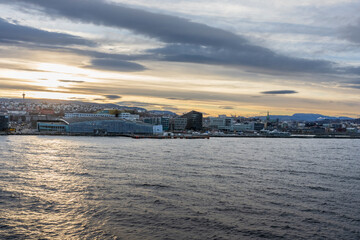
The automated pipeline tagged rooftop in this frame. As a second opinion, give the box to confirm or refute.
[60,117,152,126]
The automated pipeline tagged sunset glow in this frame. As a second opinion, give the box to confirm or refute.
[0,0,359,117]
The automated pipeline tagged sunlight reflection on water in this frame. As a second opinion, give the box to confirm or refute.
[0,136,359,239]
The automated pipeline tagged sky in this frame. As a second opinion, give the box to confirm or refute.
[0,0,360,117]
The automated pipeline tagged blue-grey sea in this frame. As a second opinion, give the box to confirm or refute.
[0,136,359,239]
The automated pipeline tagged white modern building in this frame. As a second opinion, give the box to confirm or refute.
[209,115,234,131]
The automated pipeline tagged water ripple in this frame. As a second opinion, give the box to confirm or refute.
[0,136,359,239]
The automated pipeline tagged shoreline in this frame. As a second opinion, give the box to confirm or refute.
[1,132,360,139]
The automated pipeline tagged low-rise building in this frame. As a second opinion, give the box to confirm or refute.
[233,122,265,132]
[144,117,170,131]
[209,115,233,131]
[233,123,252,132]
[37,120,68,132]
[171,117,187,131]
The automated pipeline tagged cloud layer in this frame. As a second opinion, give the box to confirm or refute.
[340,18,360,44]
[261,90,298,95]
[2,0,353,75]
[0,17,93,46]
[89,58,146,72]
[104,94,122,99]
[0,0,359,116]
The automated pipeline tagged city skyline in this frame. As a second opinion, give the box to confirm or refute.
[0,0,360,117]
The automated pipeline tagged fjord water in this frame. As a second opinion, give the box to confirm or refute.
[0,136,359,239]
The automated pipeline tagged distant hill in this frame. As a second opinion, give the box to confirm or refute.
[0,98,148,111]
[107,104,147,112]
[258,113,353,122]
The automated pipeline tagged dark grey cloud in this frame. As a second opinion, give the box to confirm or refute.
[150,44,334,73]
[344,66,360,75]
[0,17,94,46]
[72,49,150,62]
[341,85,360,90]
[261,90,298,95]
[0,81,49,92]
[219,106,234,109]
[0,77,32,83]
[117,101,162,107]
[339,78,360,90]
[117,101,178,111]
[1,0,346,75]
[340,79,360,85]
[162,106,179,111]
[340,19,360,44]
[89,58,146,72]
[2,0,360,78]
[69,97,86,100]
[348,79,360,85]
[258,21,334,36]
[0,62,50,72]
[42,48,148,72]
[2,0,249,47]
[0,17,146,73]
[104,94,122,100]
[58,79,85,83]
[0,37,148,73]
[166,97,192,101]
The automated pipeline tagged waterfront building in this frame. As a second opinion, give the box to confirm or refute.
[209,115,233,131]
[233,122,265,132]
[181,110,203,131]
[161,117,170,131]
[152,125,163,135]
[7,110,28,123]
[253,122,265,131]
[233,123,252,132]
[170,117,188,131]
[37,120,68,132]
[143,117,161,125]
[119,112,139,121]
[0,115,9,131]
[143,117,170,131]
[38,117,160,135]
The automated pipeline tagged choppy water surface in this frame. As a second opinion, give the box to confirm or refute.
[0,136,359,239]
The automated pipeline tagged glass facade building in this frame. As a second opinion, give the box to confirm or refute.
[38,122,68,132]
[38,117,154,134]
[181,111,203,131]
[0,115,9,131]
[144,117,170,131]
[67,119,153,134]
